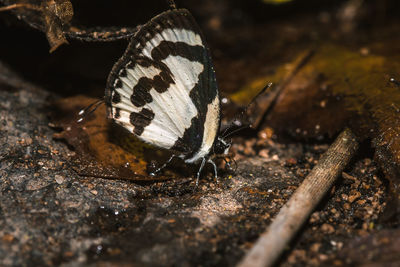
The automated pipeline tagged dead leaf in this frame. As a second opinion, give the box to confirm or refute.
[232,43,400,221]
[51,95,178,181]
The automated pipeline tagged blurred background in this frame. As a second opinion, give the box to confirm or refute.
[1,0,399,97]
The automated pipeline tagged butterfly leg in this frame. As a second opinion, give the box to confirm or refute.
[150,154,176,176]
[223,154,237,173]
[207,159,219,183]
[195,157,206,187]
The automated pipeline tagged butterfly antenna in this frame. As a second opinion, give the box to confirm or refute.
[77,99,104,123]
[223,125,250,139]
[222,82,273,138]
[248,82,273,107]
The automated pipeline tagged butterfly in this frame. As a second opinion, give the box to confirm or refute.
[104,8,232,185]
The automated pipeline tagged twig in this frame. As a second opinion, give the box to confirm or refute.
[0,3,40,12]
[237,128,359,267]
[251,49,315,129]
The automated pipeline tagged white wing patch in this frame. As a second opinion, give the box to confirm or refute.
[112,28,205,149]
[185,94,220,163]
[116,109,134,132]
[112,64,161,115]
[141,55,203,148]
[142,28,202,59]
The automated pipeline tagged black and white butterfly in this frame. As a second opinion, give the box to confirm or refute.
[105,8,231,184]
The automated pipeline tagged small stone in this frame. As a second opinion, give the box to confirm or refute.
[356,199,366,205]
[258,127,274,140]
[64,251,73,257]
[309,258,320,266]
[319,254,328,261]
[90,190,98,195]
[310,242,321,253]
[55,175,64,184]
[343,203,351,210]
[285,158,297,166]
[87,183,95,190]
[333,260,343,266]
[364,158,372,166]
[321,223,335,234]
[310,212,320,223]
[258,149,269,158]
[342,172,356,181]
[348,190,361,203]
[243,140,256,156]
[287,249,306,264]
[2,234,14,242]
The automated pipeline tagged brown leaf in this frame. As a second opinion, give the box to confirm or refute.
[232,43,400,220]
[51,95,177,181]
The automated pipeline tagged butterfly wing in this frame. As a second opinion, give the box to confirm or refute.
[105,9,220,160]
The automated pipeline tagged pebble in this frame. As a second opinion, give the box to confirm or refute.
[287,249,306,264]
[321,223,335,234]
[285,158,297,166]
[318,254,328,261]
[310,242,321,253]
[356,199,366,205]
[25,137,33,145]
[55,175,64,184]
[348,190,361,203]
[2,234,14,242]
[258,149,270,158]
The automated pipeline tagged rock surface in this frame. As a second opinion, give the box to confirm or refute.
[0,64,390,266]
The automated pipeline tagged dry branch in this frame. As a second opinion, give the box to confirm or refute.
[237,128,359,267]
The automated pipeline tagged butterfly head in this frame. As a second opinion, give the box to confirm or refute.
[213,136,231,156]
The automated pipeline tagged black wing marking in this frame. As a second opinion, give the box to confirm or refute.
[105,9,220,156]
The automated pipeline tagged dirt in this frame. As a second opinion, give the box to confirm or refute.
[0,76,389,265]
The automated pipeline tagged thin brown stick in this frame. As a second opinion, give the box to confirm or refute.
[0,3,40,12]
[237,128,359,267]
[249,49,315,129]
